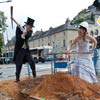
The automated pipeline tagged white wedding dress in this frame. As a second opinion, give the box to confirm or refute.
[72,40,98,83]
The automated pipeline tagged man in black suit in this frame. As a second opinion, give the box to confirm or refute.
[13,17,36,82]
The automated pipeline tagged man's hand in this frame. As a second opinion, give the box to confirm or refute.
[21,31,26,39]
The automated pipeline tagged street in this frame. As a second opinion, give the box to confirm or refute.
[0,62,53,81]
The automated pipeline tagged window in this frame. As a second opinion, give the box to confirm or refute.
[53,42,55,48]
[90,31,93,36]
[48,43,50,46]
[95,30,98,35]
[64,32,66,36]
[63,40,66,47]
[54,35,56,38]
[48,37,50,42]
[38,39,40,44]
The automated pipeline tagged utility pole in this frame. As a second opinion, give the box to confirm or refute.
[6,25,10,51]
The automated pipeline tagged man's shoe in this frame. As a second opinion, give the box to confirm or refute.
[33,75,36,78]
[14,79,20,82]
[32,72,36,78]
[33,74,36,78]
[15,73,20,82]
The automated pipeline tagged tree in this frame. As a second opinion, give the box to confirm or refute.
[0,11,7,32]
[0,11,7,55]
[79,17,84,23]
[0,33,3,55]
[93,0,100,10]
[91,13,94,21]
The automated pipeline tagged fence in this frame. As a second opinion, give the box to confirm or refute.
[1,50,100,80]
[48,50,100,74]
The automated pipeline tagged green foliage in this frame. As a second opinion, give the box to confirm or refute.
[0,11,7,32]
[0,11,7,54]
[71,17,84,24]
[91,13,94,21]
[0,33,4,54]
[79,17,84,23]
[0,33,3,47]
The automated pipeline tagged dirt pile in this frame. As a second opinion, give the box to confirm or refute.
[26,72,100,100]
[0,78,28,100]
[0,72,100,100]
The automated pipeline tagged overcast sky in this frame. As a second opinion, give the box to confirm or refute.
[0,0,94,43]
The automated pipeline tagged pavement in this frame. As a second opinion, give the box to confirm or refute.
[0,61,100,82]
[0,62,53,81]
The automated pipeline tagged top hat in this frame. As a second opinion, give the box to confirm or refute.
[25,17,35,27]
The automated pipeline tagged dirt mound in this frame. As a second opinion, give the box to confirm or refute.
[0,72,100,100]
[0,78,27,100]
[26,72,100,100]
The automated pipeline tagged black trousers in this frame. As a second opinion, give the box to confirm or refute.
[15,48,36,80]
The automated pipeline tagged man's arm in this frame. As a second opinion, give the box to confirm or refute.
[25,30,32,39]
[15,26,25,46]
[16,26,24,39]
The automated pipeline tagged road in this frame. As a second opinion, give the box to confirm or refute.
[0,62,53,81]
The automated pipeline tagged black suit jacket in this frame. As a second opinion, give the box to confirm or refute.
[13,26,32,62]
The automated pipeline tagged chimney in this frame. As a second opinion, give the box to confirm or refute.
[65,18,70,26]
[49,26,53,30]
[41,29,43,32]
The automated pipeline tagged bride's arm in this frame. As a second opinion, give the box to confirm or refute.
[86,34,97,53]
[67,36,79,52]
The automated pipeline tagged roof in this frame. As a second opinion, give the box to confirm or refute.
[7,23,77,46]
[88,5,96,10]
[86,20,95,24]
[6,36,16,46]
[94,11,100,15]
[29,24,77,41]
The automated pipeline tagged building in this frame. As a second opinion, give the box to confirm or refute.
[5,5,100,53]
[5,21,77,53]
[71,5,99,25]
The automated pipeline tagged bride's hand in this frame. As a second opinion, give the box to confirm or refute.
[89,50,94,54]
[66,51,70,61]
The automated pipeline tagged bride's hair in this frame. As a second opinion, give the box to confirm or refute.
[83,31,88,41]
[79,26,88,41]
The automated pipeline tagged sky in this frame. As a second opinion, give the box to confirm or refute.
[0,0,94,43]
